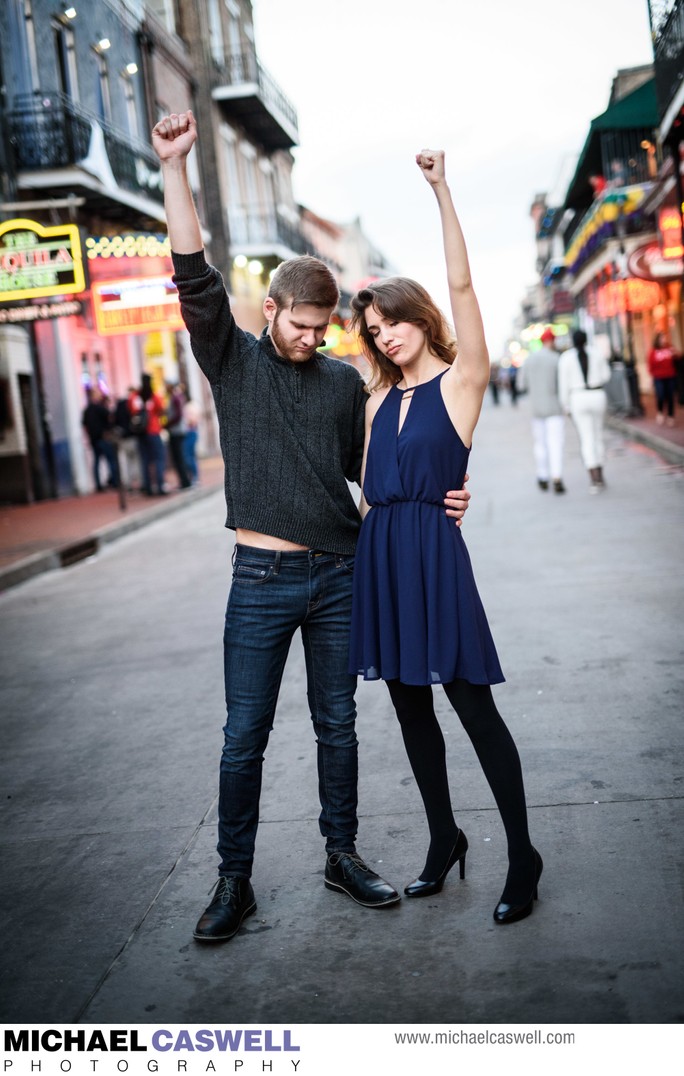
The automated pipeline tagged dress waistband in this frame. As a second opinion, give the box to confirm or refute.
[369,497,444,509]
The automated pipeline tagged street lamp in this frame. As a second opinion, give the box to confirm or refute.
[614,194,644,416]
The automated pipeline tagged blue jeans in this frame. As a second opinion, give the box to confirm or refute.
[219,545,358,877]
[653,376,676,418]
[138,433,166,493]
[183,429,199,483]
[92,438,120,489]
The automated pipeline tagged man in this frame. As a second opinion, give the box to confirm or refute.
[520,327,566,494]
[82,386,119,491]
[151,111,470,942]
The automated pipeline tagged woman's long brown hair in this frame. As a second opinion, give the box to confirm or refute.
[350,277,456,390]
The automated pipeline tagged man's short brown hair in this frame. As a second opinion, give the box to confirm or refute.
[268,255,339,311]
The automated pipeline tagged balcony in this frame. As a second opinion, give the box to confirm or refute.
[564,184,655,278]
[212,51,298,151]
[8,91,165,222]
[651,0,684,123]
[228,204,309,259]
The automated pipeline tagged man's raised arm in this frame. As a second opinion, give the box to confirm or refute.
[151,111,203,254]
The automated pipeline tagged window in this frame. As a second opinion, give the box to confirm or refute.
[221,125,242,203]
[22,0,40,92]
[121,73,139,140]
[228,11,241,56]
[146,0,179,35]
[207,0,224,65]
[240,141,259,208]
[53,20,79,101]
[93,49,111,122]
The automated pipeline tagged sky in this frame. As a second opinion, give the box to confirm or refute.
[251,0,655,356]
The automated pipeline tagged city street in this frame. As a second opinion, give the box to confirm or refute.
[1,393,682,1026]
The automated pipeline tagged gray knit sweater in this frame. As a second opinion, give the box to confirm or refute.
[172,251,367,554]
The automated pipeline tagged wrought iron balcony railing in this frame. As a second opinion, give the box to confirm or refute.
[228,204,309,256]
[213,51,298,149]
[650,0,684,117]
[8,91,164,206]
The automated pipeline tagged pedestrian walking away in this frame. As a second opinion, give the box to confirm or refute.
[558,329,611,492]
[518,327,566,494]
[348,148,542,925]
[151,110,472,943]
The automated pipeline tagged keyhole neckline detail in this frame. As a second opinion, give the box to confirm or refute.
[394,369,449,392]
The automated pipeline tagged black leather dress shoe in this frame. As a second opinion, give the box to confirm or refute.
[325,851,400,907]
[404,828,469,897]
[493,848,543,925]
[193,876,257,941]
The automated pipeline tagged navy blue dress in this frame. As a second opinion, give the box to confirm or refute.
[349,370,504,686]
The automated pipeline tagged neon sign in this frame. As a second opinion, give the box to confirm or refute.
[657,206,684,259]
[92,276,185,336]
[0,219,86,302]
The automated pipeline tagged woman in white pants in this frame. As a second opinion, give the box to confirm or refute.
[558,330,611,492]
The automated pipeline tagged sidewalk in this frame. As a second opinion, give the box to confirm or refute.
[0,455,225,591]
[605,391,684,466]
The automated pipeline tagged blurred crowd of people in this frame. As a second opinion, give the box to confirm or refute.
[81,375,200,496]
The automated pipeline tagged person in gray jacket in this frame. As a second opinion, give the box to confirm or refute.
[151,110,470,943]
[520,328,566,494]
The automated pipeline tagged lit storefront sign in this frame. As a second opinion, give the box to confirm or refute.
[0,219,86,302]
[657,205,684,259]
[0,299,83,324]
[86,234,172,260]
[592,278,661,318]
[628,242,683,281]
[91,276,185,336]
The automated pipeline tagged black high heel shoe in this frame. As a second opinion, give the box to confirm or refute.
[404,829,468,898]
[493,848,543,924]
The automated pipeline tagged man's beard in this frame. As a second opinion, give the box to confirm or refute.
[270,315,317,363]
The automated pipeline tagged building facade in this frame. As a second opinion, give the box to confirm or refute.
[642,0,684,348]
[0,0,391,503]
[0,0,201,501]
[519,65,677,410]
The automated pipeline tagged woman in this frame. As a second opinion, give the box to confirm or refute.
[558,329,611,491]
[647,331,677,427]
[348,149,541,925]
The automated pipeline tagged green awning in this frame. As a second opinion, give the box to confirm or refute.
[564,79,659,209]
[590,78,659,131]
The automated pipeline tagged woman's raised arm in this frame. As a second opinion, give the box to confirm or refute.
[416,150,489,395]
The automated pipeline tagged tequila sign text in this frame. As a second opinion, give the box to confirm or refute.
[0,219,87,302]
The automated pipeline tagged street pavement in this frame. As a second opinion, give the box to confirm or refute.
[0,393,682,1028]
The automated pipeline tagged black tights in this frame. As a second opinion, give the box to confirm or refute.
[386,678,534,902]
